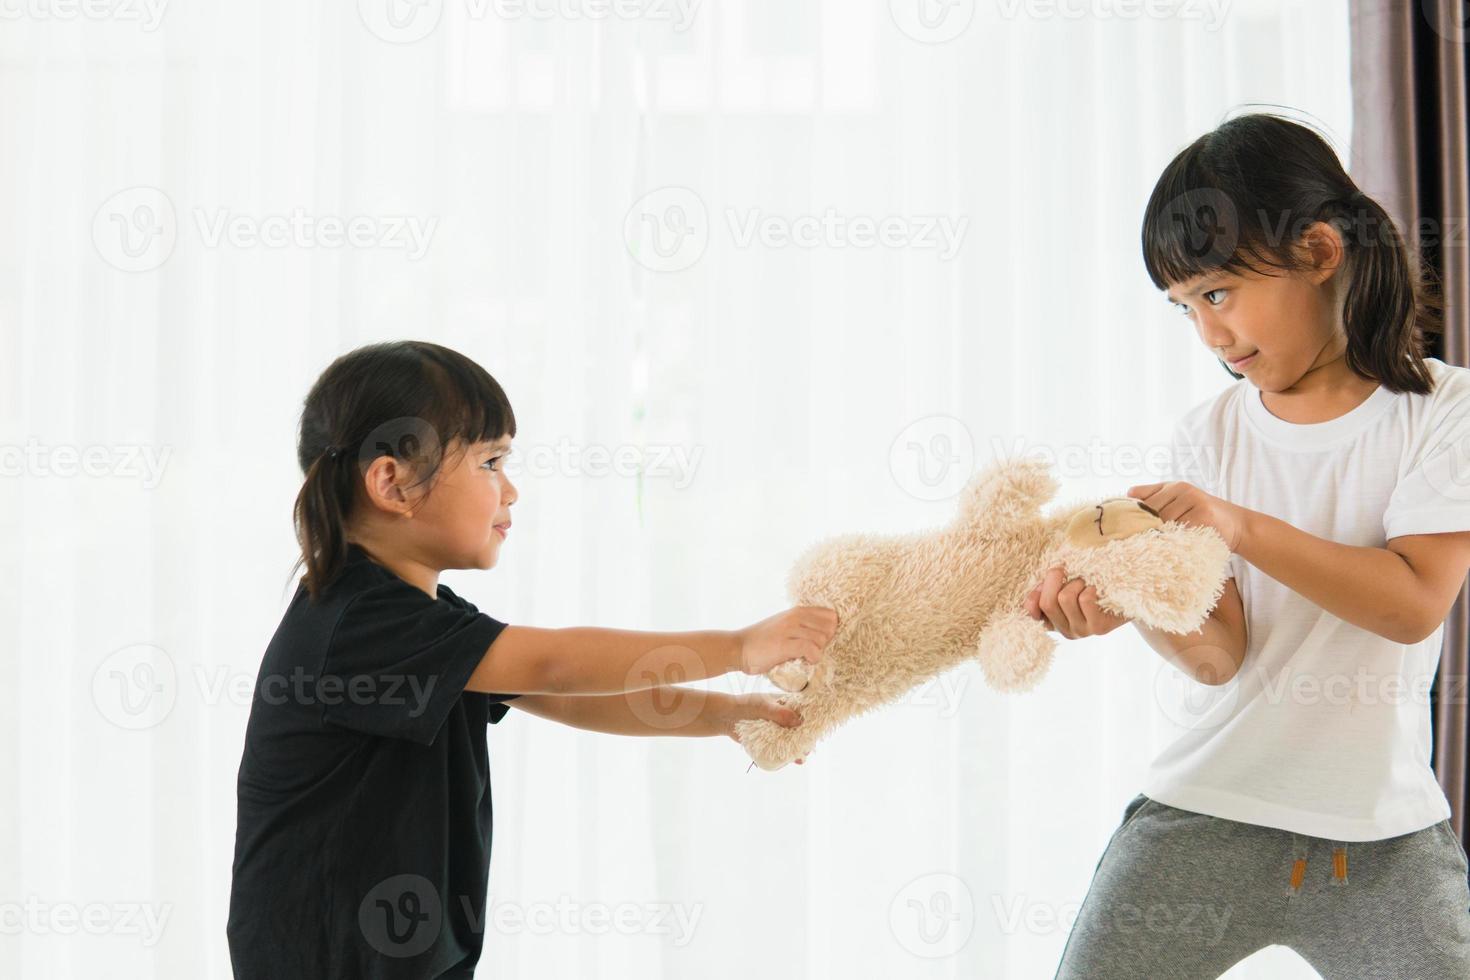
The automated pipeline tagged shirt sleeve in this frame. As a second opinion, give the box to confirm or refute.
[1383,401,1470,540]
[320,577,517,745]
[1381,411,1470,540]
[441,589,521,727]
[468,691,520,726]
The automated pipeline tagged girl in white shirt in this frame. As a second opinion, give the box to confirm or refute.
[1046,112,1470,979]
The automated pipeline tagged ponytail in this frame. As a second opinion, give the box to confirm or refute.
[292,447,358,602]
[1336,191,1440,394]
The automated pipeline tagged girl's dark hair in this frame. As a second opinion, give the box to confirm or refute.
[289,340,516,601]
[1141,111,1442,392]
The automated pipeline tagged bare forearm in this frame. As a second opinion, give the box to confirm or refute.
[515,689,732,737]
[1133,617,1240,685]
[472,607,836,696]
[1235,509,1422,643]
[526,628,746,696]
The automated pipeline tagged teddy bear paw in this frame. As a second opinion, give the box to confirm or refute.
[768,657,816,693]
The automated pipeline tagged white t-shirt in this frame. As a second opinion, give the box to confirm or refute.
[1142,356,1470,842]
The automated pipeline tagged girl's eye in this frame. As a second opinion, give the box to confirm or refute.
[1173,289,1226,316]
[483,453,507,471]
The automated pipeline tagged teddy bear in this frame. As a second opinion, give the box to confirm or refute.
[734,453,1232,771]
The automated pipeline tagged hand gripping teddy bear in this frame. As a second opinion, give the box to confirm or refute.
[734,453,1232,771]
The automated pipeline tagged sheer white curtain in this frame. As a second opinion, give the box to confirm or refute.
[2,1,1353,977]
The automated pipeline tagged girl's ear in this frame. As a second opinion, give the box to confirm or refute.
[1299,219,1346,284]
[360,455,417,516]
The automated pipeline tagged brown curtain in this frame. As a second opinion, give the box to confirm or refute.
[1350,1,1470,845]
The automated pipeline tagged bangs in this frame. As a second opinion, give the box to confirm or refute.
[1143,224,1279,298]
[416,344,518,453]
[1140,141,1284,294]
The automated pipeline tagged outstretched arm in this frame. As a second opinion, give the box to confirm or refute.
[508,690,803,740]
[464,606,839,696]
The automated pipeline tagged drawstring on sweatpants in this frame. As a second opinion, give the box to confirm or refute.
[1288,834,1308,894]
[1289,855,1308,893]
[1332,844,1348,885]
[1286,836,1349,893]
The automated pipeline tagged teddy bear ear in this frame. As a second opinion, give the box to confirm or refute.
[957,455,1058,524]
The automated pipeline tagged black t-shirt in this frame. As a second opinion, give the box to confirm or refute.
[227,543,519,980]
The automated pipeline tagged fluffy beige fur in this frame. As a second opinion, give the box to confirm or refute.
[734,454,1231,771]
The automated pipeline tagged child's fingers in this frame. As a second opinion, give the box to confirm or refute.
[1130,481,1189,522]
[1037,568,1076,638]
[1078,586,1113,632]
[796,606,839,635]
[1129,481,1178,500]
[792,628,829,661]
[794,622,832,646]
[1058,582,1090,636]
[1027,588,1059,632]
[757,694,803,727]
[803,613,839,647]
[782,639,821,666]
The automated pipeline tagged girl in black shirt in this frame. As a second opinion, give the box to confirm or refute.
[227,340,834,979]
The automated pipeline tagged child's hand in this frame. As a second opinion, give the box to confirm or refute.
[724,692,808,765]
[1127,481,1247,552]
[1026,566,1130,640]
[737,606,838,676]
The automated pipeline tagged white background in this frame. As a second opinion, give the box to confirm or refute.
[1,0,1354,976]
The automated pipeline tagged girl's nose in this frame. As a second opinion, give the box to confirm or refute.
[1195,315,1234,350]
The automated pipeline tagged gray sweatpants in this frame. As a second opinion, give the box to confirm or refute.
[1054,793,1470,979]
